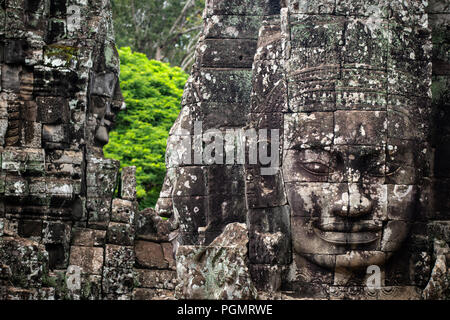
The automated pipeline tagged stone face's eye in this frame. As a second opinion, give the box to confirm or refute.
[301,162,329,175]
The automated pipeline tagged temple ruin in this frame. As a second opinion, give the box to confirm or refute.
[0,0,449,300]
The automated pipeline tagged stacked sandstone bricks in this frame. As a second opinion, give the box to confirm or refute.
[162,0,450,300]
[157,0,282,246]
[245,12,292,293]
[0,0,118,299]
[132,203,178,300]
[0,0,178,300]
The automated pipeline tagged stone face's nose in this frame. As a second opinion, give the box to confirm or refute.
[332,183,373,218]
[347,183,373,218]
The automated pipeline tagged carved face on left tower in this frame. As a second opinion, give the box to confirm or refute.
[89,70,123,148]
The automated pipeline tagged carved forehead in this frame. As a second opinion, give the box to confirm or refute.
[283,1,431,146]
[283,109,427,147]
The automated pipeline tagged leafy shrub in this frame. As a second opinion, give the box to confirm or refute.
[104,47,187,209]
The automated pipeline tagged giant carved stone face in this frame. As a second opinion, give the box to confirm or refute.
[281,10,430,271]
[283,113,427,269]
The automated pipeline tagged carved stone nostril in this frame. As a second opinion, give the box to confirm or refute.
[348,201,373,218]
[332,205,349,218]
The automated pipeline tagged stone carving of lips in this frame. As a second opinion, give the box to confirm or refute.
[314,221,383,245]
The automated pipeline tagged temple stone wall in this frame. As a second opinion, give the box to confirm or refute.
[157,0,285,246]
[0,0,178,300]
[168,0,450,300]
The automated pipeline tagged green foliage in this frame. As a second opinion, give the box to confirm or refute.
[111,0,204,68]
[104,47,188,209]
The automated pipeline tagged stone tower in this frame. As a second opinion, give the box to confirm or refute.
[165,0,450,300]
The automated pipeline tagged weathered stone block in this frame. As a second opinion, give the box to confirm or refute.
[69,246,104,275]
[71,228,106,247]
[36,96,69,124]
[342,18,389,69]
[107,222,134,246]
[111,198,135,224]
[336,0,390,17]
[204,15,261,39]
[387,185,417,221]
[336,251,387,269]
[2,65,21,92]
[284,112,334,149]
[86,157,119,198]
[283,149,329,183]
[246,166,286,208]
[102,245,135,296]
[135,269,177,290]
[248,205,291,264]
[86,197,111,229]
[173,196,206,234]
[336,70,388,111]
[386,139,430,185]
[249,264,283,292]
[135,240,168,269]
[162,242,176,270]
[120,166,136,200]
[2,39,27,64]
[175,223,257,300]
[381,221,410,252]
[2,148,27,173]
[18,219,42,239]
[132,288,175,300]
[1,287,38,300]
[135,207,175,242]
[182,69,253,105]
[197,39,257,68]
[42,124,70,144]
[205,0,280,16]
[4,175,28,197]
[334,110,387,145]
[0,237,49,288]
[207,165,245,195]
[155,197,173,218]
[21,121,42,149]
[206,194,246,233]
[197,102,249,130]
[288,75,338,112]
[173,166,207,197]
[289,0,336,14]
[251,60,287,113]
[46,179,75,197]
[387,95,431,142]
[90,72,117,98]
[327,145,386,184]
[254,21,284,61]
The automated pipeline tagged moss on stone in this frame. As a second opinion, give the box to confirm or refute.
[44,45,79,64]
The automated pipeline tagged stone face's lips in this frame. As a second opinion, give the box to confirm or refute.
[318,221,383,232]
[314,228,380,245]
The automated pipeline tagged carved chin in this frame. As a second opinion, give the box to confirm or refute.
[95,125,109,145]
